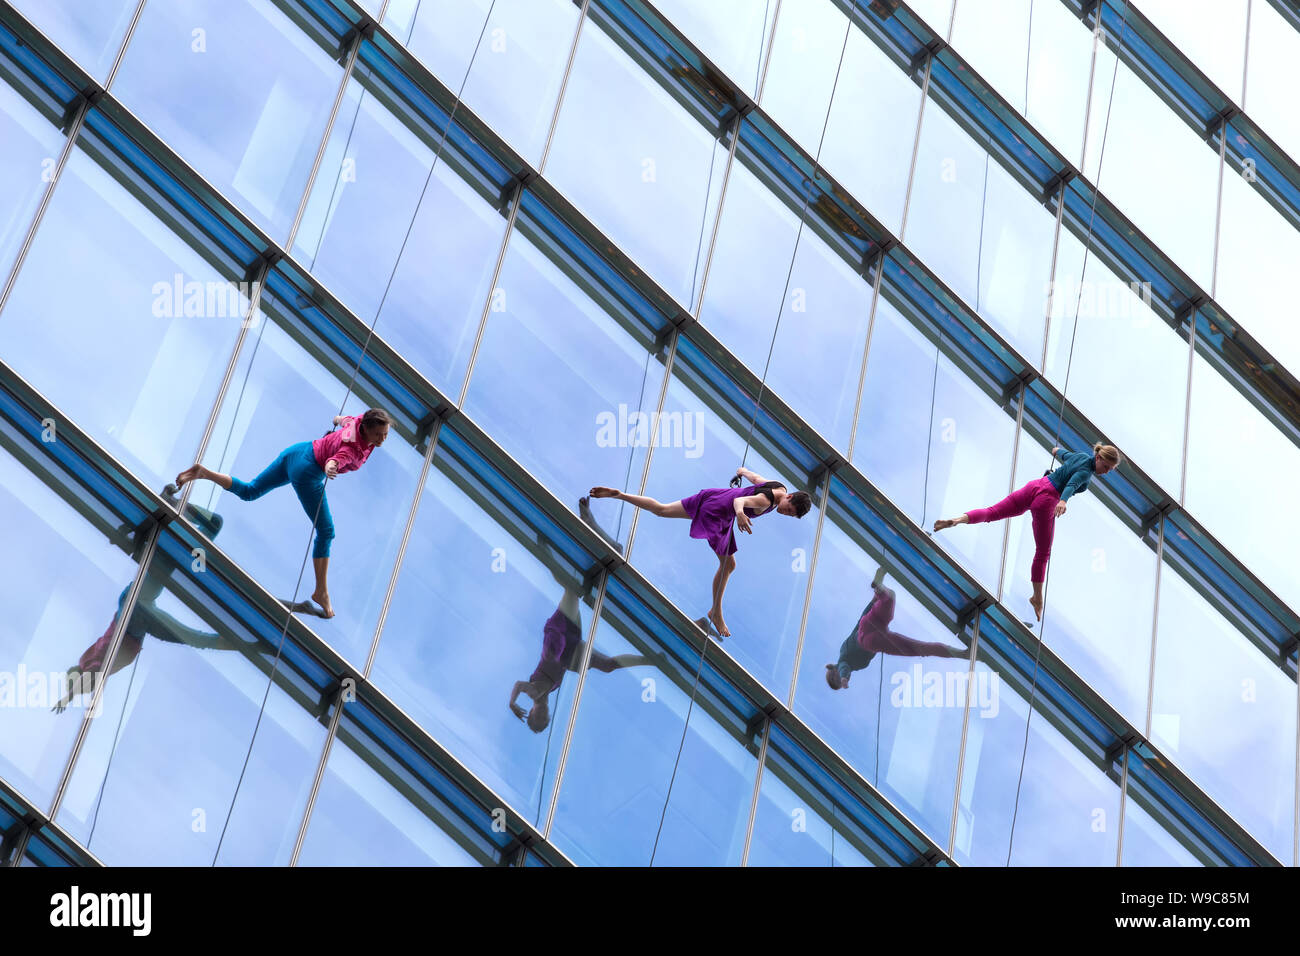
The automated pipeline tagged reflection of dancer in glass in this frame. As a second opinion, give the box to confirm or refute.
[173,408,393,618]
[931,443,1122,621]
[54,500,238,713]
[825,567,965,691]
[509,499,655,733]
[589,466,812,638]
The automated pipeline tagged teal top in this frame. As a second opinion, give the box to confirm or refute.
[1048,447,1097,503]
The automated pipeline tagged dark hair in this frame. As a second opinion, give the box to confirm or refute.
[359,408,393,441]
[789,490,812,518]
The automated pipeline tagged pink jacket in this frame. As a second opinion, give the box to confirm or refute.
[312,415,375,475]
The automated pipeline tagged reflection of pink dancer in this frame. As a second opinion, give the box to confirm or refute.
[826,568,964,691]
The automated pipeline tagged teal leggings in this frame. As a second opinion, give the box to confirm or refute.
[229,441,335,558]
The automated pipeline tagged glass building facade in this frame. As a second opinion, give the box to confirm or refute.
[0,0,1295,867]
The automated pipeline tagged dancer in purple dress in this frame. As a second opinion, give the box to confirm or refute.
[589,466,812,638]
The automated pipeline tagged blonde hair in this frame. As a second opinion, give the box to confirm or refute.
[1093,442,1122,466]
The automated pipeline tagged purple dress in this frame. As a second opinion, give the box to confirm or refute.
[681,484,777,557]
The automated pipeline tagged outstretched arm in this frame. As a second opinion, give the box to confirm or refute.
[735,466,767,486]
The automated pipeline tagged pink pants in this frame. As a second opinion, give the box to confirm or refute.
[857,588,957,657]
[966,475,1059,583]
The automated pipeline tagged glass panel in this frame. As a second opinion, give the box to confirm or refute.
[110,0,342,241]
[905,93,1055,363]
[760,0,849,166]
[54,530,329,866]
[853,292,1017,592]
[1136,0,1248,104]
[382,0,579,163]
[296,710,494,866]
[1080,41,1219,290]
[622,377,821,692]
[547,578,760,865]
[368,450,595,828]
[699,155,874,452]
[746,753,874,867]
[0,447,141,810]
[1149,560,1296,862]
[1244,1,1300,167]
[790,518,970,847]
[1215,162,1300,379]
[189,294,425,665]
[910,0,954,39]
[651,0,776,98]
[8,0,136,84]
[545,13,728,306]
[461,222,661,549]
[817,21,924,234]
[1045,228,1188,493]
[1002,435,1156,724]
[954,643,1121,865]
[0,141,245,494]
[1184,350,1300,604]
[0,77,65,285]
[950,0,1093,167]
[290,70,507,402]
[1120,791,1202,867]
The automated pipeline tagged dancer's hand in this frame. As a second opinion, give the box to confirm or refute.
[1055,501,1067,517]
[736,511,752,534]
[324,459,339,479]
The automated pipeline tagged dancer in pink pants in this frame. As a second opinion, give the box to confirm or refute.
[932,442,1122,620]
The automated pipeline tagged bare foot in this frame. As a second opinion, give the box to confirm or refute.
[1029,594,1043,622]
[175,464,203,488]
[707,607,729,639]
[588,486,619,499]
[932,518,955,532]
[311,590,335,618]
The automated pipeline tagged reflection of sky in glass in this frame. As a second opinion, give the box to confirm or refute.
[650,0,774,99]
[2,145,242,493]
[1150,565,1296,861]
[0,80,64,283]
[1121,789,1202,866]
[8,0,136,83]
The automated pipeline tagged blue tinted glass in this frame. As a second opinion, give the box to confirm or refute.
[1002,436,1155,724]
[700,155,874,452]
[54,532,328,865]
[383,0,579,163]
[790,516,970,848]
[547,580,760,865]
[462,223,662,548]
[0,445,140,810]
[545,15,728,306]
[1150,561,1296,862]
[189,299,424,664]
[854,292,1016,592]
[368,448,595,828]
[0,141,245,493]
[906,95,1054,363]
[623,376,820,693]
[1120,791,1202,867]
[111,0,342,241]
[8,0,136,83]
[0,76,64,285]
[746,765,874,867]
[652,0,776,98]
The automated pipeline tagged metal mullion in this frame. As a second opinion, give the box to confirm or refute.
[739,716,771,866]
[537,0,592,176]
[753,0,783,104]
[362,419,443,677]
[0,98,89,322]
[621,329,679,561]
[1142,514,1165,741]
[44,521,164,824]
[897,57,934,243]
[686,105,742,318]
[456,183,525,409]
[996,383,1028,602]
[285,30,366,252]
[1115,745,1129,866]
[784,471,831,709]
[540,568,610,839]
[103,0,149,92]
[287,686,348,866]
[946,606,980,859]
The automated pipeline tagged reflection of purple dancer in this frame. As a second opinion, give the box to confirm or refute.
[590,466,812,638]
[508,499,655,733]
[825,568,965,691]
